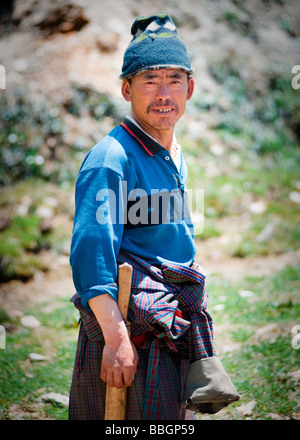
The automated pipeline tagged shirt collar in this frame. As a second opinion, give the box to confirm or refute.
[120,116,165,157]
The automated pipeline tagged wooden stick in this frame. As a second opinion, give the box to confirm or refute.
[104,262,133,420]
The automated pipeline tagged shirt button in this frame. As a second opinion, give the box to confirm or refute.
[165,156,170,161]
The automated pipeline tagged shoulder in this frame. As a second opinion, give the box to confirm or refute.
[79,126,130,175]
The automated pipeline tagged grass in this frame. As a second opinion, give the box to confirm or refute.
[0,179,73,282]
[0,298,79,420]
[220,336,300,418]
[196,264,300,420]
[0,215,49,281]
[0,45,299,420]
[185,138,300,256]
[0,264,299,420]
[183,67,300,418]
[1,62,299,279]
[209,264,300,325]
[184,69,300,256]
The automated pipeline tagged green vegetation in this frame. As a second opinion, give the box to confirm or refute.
[0,298,78,419]
[198,264,300,419]
[184,59,300,259]
[0,179,73,282]
[0,29,299,420]
[0,264,299,419]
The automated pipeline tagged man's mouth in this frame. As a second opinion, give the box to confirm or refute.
[152,107,173,113]
[147,102,177,115]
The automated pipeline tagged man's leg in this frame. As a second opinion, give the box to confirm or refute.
[69,324,106,420]
[69,324,196,420]
[127,346,196,420]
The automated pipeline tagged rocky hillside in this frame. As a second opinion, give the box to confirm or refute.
[1,0,299,111]
[0,0,299,279]
[1,0,300,422]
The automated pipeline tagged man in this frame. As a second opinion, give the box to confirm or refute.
[69,13,239,420]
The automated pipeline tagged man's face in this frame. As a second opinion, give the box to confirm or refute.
[121,69,194,135]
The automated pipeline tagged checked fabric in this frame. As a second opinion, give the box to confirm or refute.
[117,251,215,362]
[69,251,215,419]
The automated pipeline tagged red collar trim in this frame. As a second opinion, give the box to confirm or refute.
[120,118,164,156]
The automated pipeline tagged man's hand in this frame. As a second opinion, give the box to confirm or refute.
[88,293,139,389]
[101,337,139,388]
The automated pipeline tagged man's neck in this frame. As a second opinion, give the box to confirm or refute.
[130,115,174,152]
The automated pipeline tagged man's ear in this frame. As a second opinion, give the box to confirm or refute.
[121,80,132,102]
[187,77,195,101]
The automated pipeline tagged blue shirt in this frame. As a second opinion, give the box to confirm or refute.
[70,117,197,307]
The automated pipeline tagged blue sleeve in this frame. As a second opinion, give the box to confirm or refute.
[70,166,125,308]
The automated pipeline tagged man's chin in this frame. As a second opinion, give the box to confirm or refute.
[149,116,177,131]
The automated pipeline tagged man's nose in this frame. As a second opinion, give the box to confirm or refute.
[156,83,171,101]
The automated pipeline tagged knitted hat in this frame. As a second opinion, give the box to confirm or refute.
[120,13,194,79]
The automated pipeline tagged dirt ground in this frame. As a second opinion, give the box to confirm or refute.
[1,0,299,306]
[1,236,300,315]
[1,0,300,420]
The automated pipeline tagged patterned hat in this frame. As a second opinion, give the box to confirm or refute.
[120,13,194,79]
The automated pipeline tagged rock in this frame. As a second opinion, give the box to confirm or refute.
[57,255,70,266]
[0,210,11,231]
[187,119,206,140]
[13,58,28,72]
[41,392,69,407]
[213,304,225,311]
[230,153,242,168]
[268,413,286,420]
[293,181,300,190]
[106,17,128,38]
[7,404,27,420]
[210,142,225,156]
[20,315,41,329]
[8,310,23,319]
[289,191,300,204]
[39,217,54,234]
[291,412,300,420]
[220,341,242,354]
[254,323,279,342]
[288,391,297,401]
[43,197,58,208]
[249,201,267,215]
[36,4,89,35]
[35,205,54,219]
[255,223,274,243]
[15,196,32,217]
[220,183,233,194]
[236,400,256,416]
[238,289,255,298]
[96,31,120,53]
[29,353,47,362]
[288,369,300,383]
[238,290,257,304]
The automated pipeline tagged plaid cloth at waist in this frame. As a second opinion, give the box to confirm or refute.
[71,250,215,360]
[71,251,215,419]
[117,251,215,360]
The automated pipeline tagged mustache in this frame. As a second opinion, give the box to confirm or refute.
[147,101,178,112]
